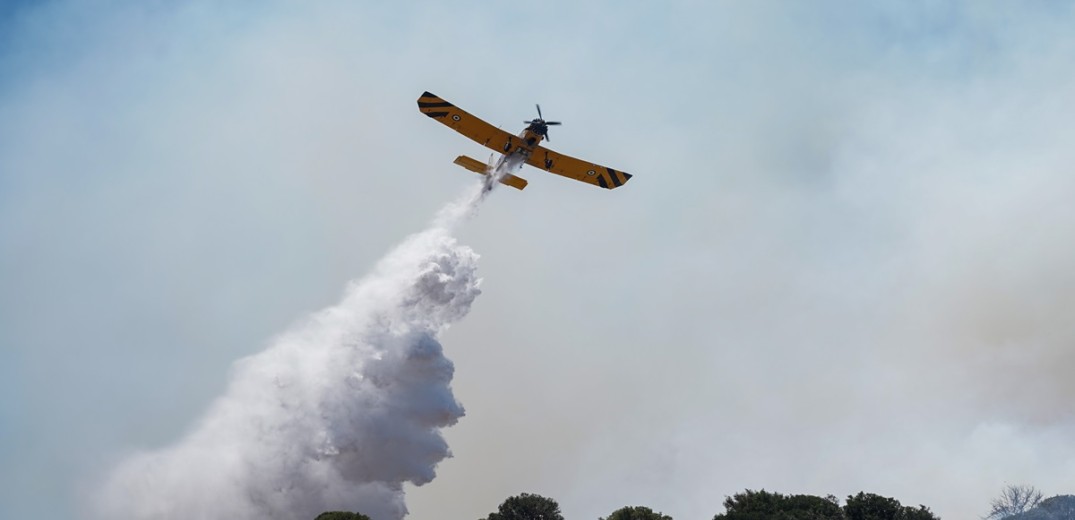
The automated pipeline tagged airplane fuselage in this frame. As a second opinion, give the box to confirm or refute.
[491,123,547,173]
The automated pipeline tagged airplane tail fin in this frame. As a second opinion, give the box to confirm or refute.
[453,155,527,190]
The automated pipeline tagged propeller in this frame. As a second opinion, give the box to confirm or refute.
[524,104,562,141]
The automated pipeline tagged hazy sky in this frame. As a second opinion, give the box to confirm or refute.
[3,1,1075,519]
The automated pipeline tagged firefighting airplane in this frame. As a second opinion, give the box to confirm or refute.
[417,91,633,191]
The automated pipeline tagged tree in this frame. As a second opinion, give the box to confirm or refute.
[844,492,939,520]
[900,505,942,520]
[713,489,845,520]
[314,512,372,520]
[845,493,902,520]
[1035,495,1075,519]
[1004,495,1075,520]
[712,490,940,520]
[989,485,1044,520]
[482,493,564,520]
[601,505,673,520]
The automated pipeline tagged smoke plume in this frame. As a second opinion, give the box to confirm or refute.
[96,182,494,520]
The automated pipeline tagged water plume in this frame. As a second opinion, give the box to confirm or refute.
[97,179,500,520]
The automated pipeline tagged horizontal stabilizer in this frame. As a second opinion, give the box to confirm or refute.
[498,173,528,190]
[453,155,528,190]
[453,155,488,174]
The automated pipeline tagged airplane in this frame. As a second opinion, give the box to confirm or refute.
[417,91,633,191]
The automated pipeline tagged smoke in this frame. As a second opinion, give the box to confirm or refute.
[95,180,497,520]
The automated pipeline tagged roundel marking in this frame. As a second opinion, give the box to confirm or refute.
[587,169,597,176]
[451,114,461,121]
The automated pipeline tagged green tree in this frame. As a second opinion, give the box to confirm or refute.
[844,492,939,520]
[713,489,844,520]
[713,490,941,520]
[899,505,941,520]
[601,505,673,520]
[482,493,564,520]
[314,512,372,520]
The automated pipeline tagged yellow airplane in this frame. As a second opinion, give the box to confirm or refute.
[417,91,633,191]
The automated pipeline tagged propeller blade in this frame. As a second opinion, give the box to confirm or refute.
[536,104,543,119]
[546,121,562,125]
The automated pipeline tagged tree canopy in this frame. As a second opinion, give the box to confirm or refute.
[713,489,939,520]
[482,492,565,520]
[601,505,674,520]
[844,492,939,520]
[1001,494,1075,520]
[714,489,844,520]
[314,512,372,520]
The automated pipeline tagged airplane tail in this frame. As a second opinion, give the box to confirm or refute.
[453,155,527,190]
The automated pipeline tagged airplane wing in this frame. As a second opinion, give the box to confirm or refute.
[418,92,518,156]
[525,145,633,189]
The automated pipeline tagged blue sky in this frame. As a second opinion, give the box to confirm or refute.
[3,1,1075,519]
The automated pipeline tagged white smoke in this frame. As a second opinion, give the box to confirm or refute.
[96,181,497,520]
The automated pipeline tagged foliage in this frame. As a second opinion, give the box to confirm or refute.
[1005,494,1075,520]
[989,486,1045,520]
[1036,495,1075,519]
[712,490,939,520]
[314,512,372,520]
[482,492,564,520]
[844,492,939,520]
[601,505,674,520]
[713,489,844,520]
[844,493,902,520]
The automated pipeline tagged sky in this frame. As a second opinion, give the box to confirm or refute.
[2,1,1075,519]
